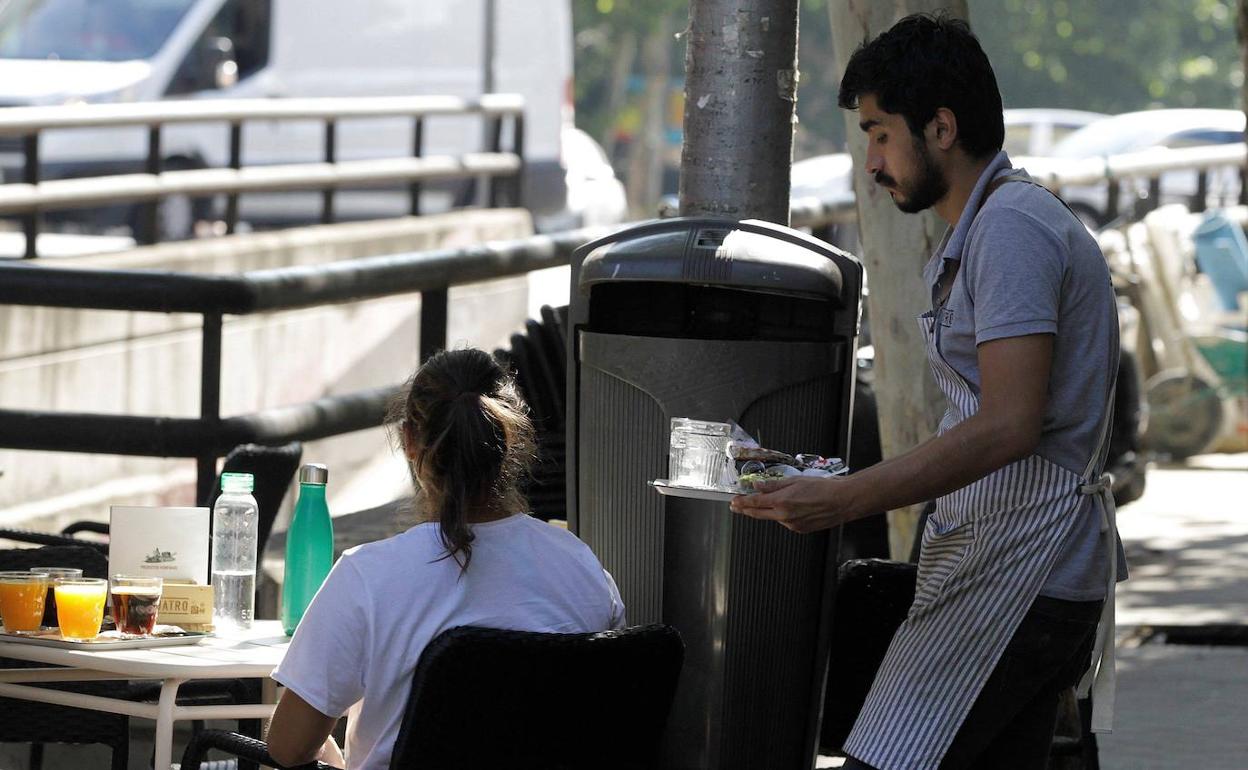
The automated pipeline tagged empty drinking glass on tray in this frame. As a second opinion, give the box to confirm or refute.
[668,418,734,489]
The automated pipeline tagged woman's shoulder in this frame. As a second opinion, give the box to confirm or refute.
[337,524,442,574]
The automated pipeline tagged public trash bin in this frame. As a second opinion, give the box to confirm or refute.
[567,218,863,769]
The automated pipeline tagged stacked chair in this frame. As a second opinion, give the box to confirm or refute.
[495,304,570,522]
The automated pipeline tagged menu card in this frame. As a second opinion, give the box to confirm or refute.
[108,506,209,584]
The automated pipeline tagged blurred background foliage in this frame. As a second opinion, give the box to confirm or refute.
[572,0,1241,208]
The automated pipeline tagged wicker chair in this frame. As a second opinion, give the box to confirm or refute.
[181,623,685,770]
[0,545,129,770]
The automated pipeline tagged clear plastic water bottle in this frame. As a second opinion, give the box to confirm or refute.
[282,463,333,635]
[211,472,258,632]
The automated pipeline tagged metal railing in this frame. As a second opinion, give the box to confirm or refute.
[1019,142,1248,223]
[0,225,606,506]
[0,94,525,258]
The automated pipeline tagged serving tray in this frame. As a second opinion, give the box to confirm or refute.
[649,479,745,502]
[0,625,210,650]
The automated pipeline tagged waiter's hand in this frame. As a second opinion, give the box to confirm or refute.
[729,476,856,533]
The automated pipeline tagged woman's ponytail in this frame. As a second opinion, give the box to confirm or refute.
[390,349,535,572]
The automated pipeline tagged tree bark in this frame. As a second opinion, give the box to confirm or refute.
[680,0,800,224]
[828,1,968,560]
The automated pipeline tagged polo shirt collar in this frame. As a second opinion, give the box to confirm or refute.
[939,150,1014,263]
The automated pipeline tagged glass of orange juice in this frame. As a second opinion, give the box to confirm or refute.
[0,572,49,634]
[53,578,108,641]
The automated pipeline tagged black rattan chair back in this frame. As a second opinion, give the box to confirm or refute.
[389,624,684,770]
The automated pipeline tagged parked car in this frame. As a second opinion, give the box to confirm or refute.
[0,0,595,238]
[1003,107,1107,157]
[1033,108,1246,228]
[537,126,627,232]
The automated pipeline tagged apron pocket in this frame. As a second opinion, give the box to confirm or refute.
[911,519,976,615]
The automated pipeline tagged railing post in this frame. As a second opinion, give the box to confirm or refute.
[138,125,163,245]
[21,133,39,259]
[197,312,223,506]
[226,121,242,234]
[1139,175,1161,217]
[322,120,337,224]
[1105,178,1120,223]
[487,116,503,208]
[1191,170,1208,213]
[419,288,449,362]
[410,117,424,216]
[512,112,525,208]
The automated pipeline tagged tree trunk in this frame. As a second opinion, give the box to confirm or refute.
[626,17,673,217]
[601,31,638,163]
[680,0,800,223]
[828,1,967,560]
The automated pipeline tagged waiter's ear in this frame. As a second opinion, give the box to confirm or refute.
[927,108,958,152]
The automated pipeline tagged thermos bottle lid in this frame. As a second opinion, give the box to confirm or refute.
[299,463,328,485]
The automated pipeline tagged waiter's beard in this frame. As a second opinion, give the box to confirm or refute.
[875,137,949,214]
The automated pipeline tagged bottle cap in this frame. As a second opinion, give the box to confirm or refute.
[299,463,328,485]
[220,472,254,493]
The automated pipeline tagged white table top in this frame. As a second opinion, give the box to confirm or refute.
[0,620,289,679]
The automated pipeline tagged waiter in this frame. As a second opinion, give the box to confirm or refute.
[731,13,1127,770]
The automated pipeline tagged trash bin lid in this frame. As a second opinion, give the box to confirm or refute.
[577,218,853,303]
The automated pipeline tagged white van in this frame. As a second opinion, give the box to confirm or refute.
[0,0,579,235]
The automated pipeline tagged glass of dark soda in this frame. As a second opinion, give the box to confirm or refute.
[110,575,163,636]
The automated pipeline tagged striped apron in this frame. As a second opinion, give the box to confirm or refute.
[842,267,1119,769]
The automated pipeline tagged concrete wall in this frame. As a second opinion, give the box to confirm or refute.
[0,209,535,533]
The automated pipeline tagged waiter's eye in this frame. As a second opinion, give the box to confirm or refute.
[876,134,888,145]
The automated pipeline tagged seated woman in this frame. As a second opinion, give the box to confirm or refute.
[267,348,625,769]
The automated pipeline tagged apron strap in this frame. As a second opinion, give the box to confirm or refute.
[1076,380,1119,733]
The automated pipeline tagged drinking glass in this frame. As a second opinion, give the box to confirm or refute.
[668,418,734,488]
[0,572,48,634]
[110,575,163,636]
[29,567,83,628]
[53,578,108,641]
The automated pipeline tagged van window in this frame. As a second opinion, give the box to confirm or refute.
[166,0,271,95]
[0,0,196,62]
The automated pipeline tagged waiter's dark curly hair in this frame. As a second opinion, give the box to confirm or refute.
[838,12,1004,159]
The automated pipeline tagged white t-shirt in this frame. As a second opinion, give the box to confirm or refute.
[271,512,626,770]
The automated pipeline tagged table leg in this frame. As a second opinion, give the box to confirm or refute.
[155,677,186,770]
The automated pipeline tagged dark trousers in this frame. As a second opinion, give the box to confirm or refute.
[844,594,1103,770]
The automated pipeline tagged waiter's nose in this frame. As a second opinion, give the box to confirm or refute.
[864,144,883,177]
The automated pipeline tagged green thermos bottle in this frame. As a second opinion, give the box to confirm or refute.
[282,463,333,635]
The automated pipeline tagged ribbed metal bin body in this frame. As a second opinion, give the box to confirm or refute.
[568,219,862,769]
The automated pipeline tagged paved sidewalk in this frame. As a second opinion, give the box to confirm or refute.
[1097,452,1248,769]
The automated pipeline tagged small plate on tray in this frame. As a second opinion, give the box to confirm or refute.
[650,479,746,502]
[0,625,210,650]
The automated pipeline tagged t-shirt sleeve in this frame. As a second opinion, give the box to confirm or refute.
[965,206,1067,345]
[603,568,627,630]
[270,556,369,718]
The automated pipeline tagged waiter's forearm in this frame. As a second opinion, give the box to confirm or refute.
[842,409,1039,519]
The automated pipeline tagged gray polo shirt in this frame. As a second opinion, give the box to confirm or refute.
[922,151,1126,601]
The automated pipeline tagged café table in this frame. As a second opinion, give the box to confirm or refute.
[0,620,289,770]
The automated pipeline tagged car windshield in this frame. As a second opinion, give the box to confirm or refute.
[0,0,196,62]
[1050,118,1164,159]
